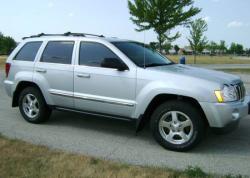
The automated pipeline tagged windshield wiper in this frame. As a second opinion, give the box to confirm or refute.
[144,62,174,68]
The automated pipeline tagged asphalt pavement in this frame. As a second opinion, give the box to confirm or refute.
[1,70,250,176]
[190,64,250,69]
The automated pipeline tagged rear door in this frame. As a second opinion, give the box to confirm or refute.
[34,40,76,108]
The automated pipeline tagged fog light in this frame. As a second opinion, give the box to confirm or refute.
[232,109,240,120]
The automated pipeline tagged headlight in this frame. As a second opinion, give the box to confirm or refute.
[215,85,237,103]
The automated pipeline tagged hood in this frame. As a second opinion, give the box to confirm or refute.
[147,64,240,84]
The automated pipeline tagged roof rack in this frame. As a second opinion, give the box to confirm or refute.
[22,32,105,40]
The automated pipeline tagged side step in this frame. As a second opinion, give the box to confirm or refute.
[55,106,134,122]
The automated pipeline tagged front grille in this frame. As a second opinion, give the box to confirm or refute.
[233,82,245,101]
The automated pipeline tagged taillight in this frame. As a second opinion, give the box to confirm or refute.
[5,63,11,78]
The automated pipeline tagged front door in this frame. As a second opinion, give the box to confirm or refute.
[74,41,136,118]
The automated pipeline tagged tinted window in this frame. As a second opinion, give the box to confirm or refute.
[14,42,42,61]
[79,42,119,67]
[112,42,173,68]
[41,41,74,64]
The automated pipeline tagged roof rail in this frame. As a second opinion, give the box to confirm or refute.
[64,32,105,38]
[22,32,105,40]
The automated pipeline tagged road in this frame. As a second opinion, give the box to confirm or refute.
[1,70,250,176]
[190,64,250,69]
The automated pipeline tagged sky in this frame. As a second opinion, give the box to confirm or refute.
[0,0,249,48]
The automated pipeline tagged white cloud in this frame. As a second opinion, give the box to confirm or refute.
[48,2,54,8]
[68,12,74,17]
[203,16,211,22]
[227,21,243,28]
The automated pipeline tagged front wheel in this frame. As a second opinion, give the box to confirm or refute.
[18,87,52,123]
[150,100,205,151]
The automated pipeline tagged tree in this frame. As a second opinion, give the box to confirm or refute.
[162,42,172,54]
[207,41,218,55]
[229,42,244,55]
[3,36,16,54]
[187,18,208,63]
[149,42,158,51]
[128,0,201,53]
[0,32,16,55]
[246,48,250,57]
[149,40,172,54]
[0,32,4,54]
[174,45,180,54]
[218,40,227,55]
[229,43,237,55]
[236,44,244,55]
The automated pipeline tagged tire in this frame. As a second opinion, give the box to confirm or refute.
[18,87,52,124]
[150,100,205,151]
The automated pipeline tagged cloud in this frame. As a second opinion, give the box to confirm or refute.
[227,21,243,28]
[202,16,211,22]
[48,2,54,8]
[68,12,74,17]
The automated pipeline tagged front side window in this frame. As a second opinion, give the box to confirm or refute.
[41,41,74,64]
[14,42,42,61]
[79,42,119,67]
[112,42,174,68]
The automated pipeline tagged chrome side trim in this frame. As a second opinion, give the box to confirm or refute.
[49,89,74,98]
[49,89,136,107]
[74,93,135,107]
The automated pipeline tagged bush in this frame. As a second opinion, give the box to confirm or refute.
[0,32,16,55]
[185,166,207,178]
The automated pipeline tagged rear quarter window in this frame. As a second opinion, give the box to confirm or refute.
[14,42,42,61]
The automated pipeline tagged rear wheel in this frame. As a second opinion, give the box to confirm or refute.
[18,87,51,123]
[150,100,205,151]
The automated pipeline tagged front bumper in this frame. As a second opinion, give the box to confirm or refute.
[199,95,250,128]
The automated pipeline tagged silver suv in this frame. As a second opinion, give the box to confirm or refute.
[4,32,250,151]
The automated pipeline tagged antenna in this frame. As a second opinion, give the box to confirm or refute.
[143,0,146,69]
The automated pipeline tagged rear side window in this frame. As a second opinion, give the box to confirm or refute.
[14,42,42,61]
[79,42,118,67]
[41,41,74,64]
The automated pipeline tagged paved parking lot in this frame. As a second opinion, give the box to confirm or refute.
[0,70,250,176]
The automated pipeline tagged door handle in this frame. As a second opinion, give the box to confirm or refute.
[77,73,91,78]
[36,68,47,73]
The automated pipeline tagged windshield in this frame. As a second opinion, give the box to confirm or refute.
[112,41,174,68]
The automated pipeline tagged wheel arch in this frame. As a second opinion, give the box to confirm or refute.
[12,81,46,107]
[136,94,208,132]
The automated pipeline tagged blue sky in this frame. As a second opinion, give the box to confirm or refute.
[0,0,249,48]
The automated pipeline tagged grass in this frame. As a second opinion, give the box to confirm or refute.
[0,133,244,178]
[167,55,250,64]
[0,55,7,69]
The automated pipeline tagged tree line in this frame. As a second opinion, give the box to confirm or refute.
[206,41,248,55]
[128,0,249,58]
[187,19,249,57]
[0,32,16,55]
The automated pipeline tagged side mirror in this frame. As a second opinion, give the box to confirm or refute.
[101,58,129,71]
